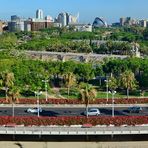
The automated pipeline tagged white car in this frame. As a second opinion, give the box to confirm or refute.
[26,107,43,113]
[84,108,101,116]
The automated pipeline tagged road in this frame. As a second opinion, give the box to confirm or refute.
[0,107,148,117]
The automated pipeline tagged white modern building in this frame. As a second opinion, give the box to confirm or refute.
[57,12,79,27]
[69,24,92,32]
[36,9,44,20]
[93,17,108,28]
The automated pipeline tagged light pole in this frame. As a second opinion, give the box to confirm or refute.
[42,79,49,102]
[104,76,110,102]
[5,86,9,100]
[109,90,116,117]
[35,91,42,117]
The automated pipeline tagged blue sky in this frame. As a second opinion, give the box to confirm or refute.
[0,0,148,24]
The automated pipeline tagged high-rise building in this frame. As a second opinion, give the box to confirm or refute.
[57,12,79,27]
[8,21,25,32]
[139,20,147,27]
[68,14,78,24]
[57,12,68,27]
[36,9,44,20]
[120,17,126,26]
[11,15,20,21]
[8,15,25,32]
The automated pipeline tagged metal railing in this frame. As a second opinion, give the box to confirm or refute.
[0,125,148,135]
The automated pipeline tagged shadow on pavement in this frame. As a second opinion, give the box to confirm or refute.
[100,108,127,116]
[39,110,59,117]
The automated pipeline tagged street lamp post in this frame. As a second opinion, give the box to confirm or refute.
[104,76,110,102]
[35,91,42,117]
[42,79,49,102]
[109,90,116,117]
[5,86,9,100]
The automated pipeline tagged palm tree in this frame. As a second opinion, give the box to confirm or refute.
[8,86,20,117]
[79,83,96,118]
[1,72,14,101]
[120,70,137,99]
[64,72,76,98]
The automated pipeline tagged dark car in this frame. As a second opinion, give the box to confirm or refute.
[127,106,143,113]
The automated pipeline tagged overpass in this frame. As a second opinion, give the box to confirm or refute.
[25,51,127,62]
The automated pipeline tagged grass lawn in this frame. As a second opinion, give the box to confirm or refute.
[0,89,147,100]
[96,91,136,99]
[60,89,148,99]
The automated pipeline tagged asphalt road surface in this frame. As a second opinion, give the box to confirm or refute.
[0,107,148,117]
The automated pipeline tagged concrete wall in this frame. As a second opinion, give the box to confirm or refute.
[1,141,148,148]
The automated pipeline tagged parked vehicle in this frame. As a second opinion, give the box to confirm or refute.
[83,108,101,116]
[26,107,43,113]
[127,106,143,113]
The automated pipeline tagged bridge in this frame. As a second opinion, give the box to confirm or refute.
[25,51,127,62]
[1,125,148,136]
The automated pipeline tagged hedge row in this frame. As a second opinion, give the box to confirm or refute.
[1,116,148,126]
[1,98,148,104]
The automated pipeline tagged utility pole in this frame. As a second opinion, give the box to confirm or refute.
[42,79,49,102]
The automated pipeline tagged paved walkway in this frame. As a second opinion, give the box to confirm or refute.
[1,141,148,148]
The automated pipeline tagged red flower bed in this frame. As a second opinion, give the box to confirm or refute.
[0,98,9,104]
[1,98,148,104]
[0,116,148,126]
[18,98,148,104]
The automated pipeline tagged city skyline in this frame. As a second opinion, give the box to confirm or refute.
[0,0,148,23]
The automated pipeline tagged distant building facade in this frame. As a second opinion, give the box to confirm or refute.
[30,9,53,31]
[0,21,3,33]
[24,20,32,31]
[8,15,25,32]
[31,18,53,31]
[8,9,54,32]
[119,17,147,27]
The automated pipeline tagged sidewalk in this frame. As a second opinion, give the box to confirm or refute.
[0,103,148,108]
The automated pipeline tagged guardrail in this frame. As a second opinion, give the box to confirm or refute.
[0,126,148,135]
